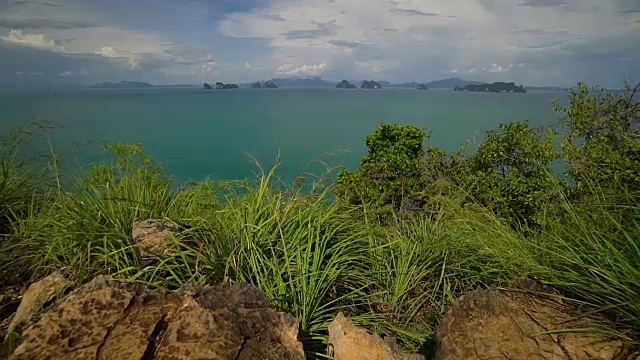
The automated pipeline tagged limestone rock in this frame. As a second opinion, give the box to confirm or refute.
[132,219,184,266]
[9,276,305,360]
[6,271,72,339]
[435,284,625,360]
[328,312,424,360]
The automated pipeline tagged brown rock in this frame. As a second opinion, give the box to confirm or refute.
[435,284,625,360]
[328,312,424,360]
[9,276,305,360]
[5,271,72,339]
[132,219,183,266]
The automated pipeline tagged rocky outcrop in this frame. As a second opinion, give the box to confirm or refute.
[251,81,278,88]
[336,80,357,89]
[435,279,625,360]
[215,82,239,89]
[328,312,424,360]
[5,271,72,339]
[131,219,188,267]
[9,276,305,360]
[454,81,526,93]
[203,82,213,89]
[360,80,382,89]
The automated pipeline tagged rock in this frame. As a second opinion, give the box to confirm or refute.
[132,219,184,266]
[328,312,424,360]
[360,80,382,89]
[336,80,357,89]
[5,271,72,339]
[204,82,213,89]
[435,283,625,360]
[9,276,305,360]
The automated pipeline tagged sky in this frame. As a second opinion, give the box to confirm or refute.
[0,0,638,88]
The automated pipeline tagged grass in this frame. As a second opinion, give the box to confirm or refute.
[1,131,639,358]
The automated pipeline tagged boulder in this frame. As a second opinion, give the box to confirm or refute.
[435,280,625,360]
[132,219,184,266]
[328,312,424,360]
[9,276,305,360]
[5,271,72,339]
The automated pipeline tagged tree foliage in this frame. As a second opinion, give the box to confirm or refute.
[336,123,425,210]
[555,82,640,193]
[337,82,640,230]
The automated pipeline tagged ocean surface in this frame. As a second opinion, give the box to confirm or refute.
[0,87,565,183]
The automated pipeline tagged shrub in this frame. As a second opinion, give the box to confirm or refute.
[336,123,426,210]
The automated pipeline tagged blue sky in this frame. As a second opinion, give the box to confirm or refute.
[0,0,638,88]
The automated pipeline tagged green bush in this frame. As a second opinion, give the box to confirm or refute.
[336,123,426,211]
[555,82,640,194]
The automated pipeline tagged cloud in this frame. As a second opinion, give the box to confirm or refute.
[59,70,73,76]
[0,18,98,30]
[390,8,442,16]
[1,29,66,51]
[518,0,571,7]
[0,0,637,87]
[276,63,327,76]
[244,61,252,68]
[488,63,514,73]
[281,21,339,40]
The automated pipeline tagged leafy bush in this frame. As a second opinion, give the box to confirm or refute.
[555,82,640,194]
[336,123,426,211]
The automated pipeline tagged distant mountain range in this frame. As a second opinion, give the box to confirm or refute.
[92,78,569,91]
[92,81,198,89]
[244,77,487,89]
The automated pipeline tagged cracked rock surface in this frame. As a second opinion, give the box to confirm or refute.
[9,276,305,360]
[435,282,625,360]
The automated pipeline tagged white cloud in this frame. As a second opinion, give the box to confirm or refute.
[218,0,638,84]
[244,61,252,69]
[97,46,119,58]
[59,70,73,76]
[276,63,327,76]
[488,63,513,73]
[1,29,65,51]
[15,71,24,75]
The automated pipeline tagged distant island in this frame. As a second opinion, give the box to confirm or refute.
[454,82,527,93]
[204,82,238,89]
[425,78,483,89]
[266,77,329,87]
[93,81,154,89]
[417,84,428,90]
[525,86,567,92]
[361,80,382,89]
[251,81,278,88]
[336,80,357,89]
[93,81,198,89]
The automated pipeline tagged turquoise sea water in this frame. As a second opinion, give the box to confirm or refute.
[0,88,564,183]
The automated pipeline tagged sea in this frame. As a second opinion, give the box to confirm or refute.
[0,87,565,184]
